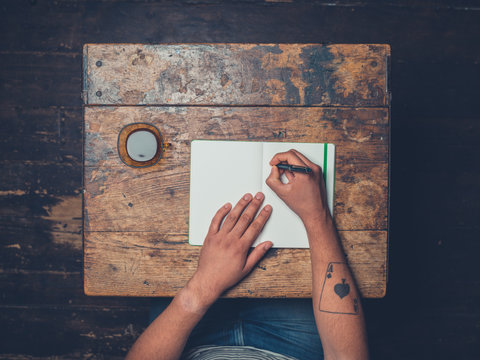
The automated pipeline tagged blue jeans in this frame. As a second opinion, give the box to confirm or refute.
[150,298,324,360]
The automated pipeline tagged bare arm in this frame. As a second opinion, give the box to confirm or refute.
[126,193,273,360]
[124,281,212,360]
[266,149,369,360]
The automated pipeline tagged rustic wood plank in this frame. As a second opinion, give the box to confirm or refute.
[0,195,83,272]
[0,271,152,308]
[0,162,81,195]
[84,106,389,166]
[1,53,477,120]
[84,230,387,298]
[83,163,387,233]
[0,107,82,163]
[84,44,390,106]
[2,53,479,120]
[0,53,82,108]
[2,2,480,66]
[0,307,147,359]
[84,106,389,233]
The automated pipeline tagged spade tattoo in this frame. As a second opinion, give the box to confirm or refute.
[334,278,350,299]
[319,262,359,315]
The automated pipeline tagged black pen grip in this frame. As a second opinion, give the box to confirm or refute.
[276,164,312,174]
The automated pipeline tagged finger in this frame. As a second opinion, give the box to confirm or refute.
[208,202,232,234]
[269,150,306,167]
[266,166,290,195]
[290,149,322,175]
[284,170,295,183]
[221,193,252,232]
[241,204,272,245]
[265,165,283,192]
[232,192,265,236]
[289,149,316,167]
[242,241,273,275]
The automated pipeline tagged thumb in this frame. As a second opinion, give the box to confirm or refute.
[243,241,273,275]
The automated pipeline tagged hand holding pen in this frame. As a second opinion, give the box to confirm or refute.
[266,149,329,226]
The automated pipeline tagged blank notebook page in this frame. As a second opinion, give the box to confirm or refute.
[189,141,263,246]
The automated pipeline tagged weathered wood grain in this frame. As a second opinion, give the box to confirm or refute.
[0,271,152,308]
[84,104,389,298]
[84,44,390,106]
[84,164,387,232]
[84,230,387,298]
[0,307,147,358]
[0,107,82,163]
[84,106,389,233]
[0,53,82,108]
[0,195,83,272]
[3,1,480,66]
[2,0,480,358]
[83,42,389,298]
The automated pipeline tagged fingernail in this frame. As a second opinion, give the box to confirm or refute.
[265,242,273,250]
[255,192,264,200]
[224,202,231,209]
[243,194,252,201]
[264,205,272,212]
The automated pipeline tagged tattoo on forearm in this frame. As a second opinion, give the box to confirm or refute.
[318,262,360,315]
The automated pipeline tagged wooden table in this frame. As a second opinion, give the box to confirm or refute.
[83,44,390,298]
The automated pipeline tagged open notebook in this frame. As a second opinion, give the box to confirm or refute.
[189,140,335,248]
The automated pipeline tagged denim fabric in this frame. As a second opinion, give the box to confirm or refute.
[150,298,324,360]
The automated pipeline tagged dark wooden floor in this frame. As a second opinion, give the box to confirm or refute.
[1,0,479,359]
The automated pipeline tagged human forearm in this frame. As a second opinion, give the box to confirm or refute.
[126,280,215,360]
[266,149,369,359]
[127,193,273,359]
[304,216,369,360]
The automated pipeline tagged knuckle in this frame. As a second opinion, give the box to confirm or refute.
[241,212,252,224]
[226,214,238,224]
[259,213,269,222]
[249,221,261,232]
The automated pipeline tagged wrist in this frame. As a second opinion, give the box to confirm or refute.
[179,275,219,315]
[304,216,345,262]
[302,210,333,232]
[303,212,339,244]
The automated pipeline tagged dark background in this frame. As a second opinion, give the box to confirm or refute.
[1,0,479,359]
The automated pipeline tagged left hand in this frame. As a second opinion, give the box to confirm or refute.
[187,192,273,309]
